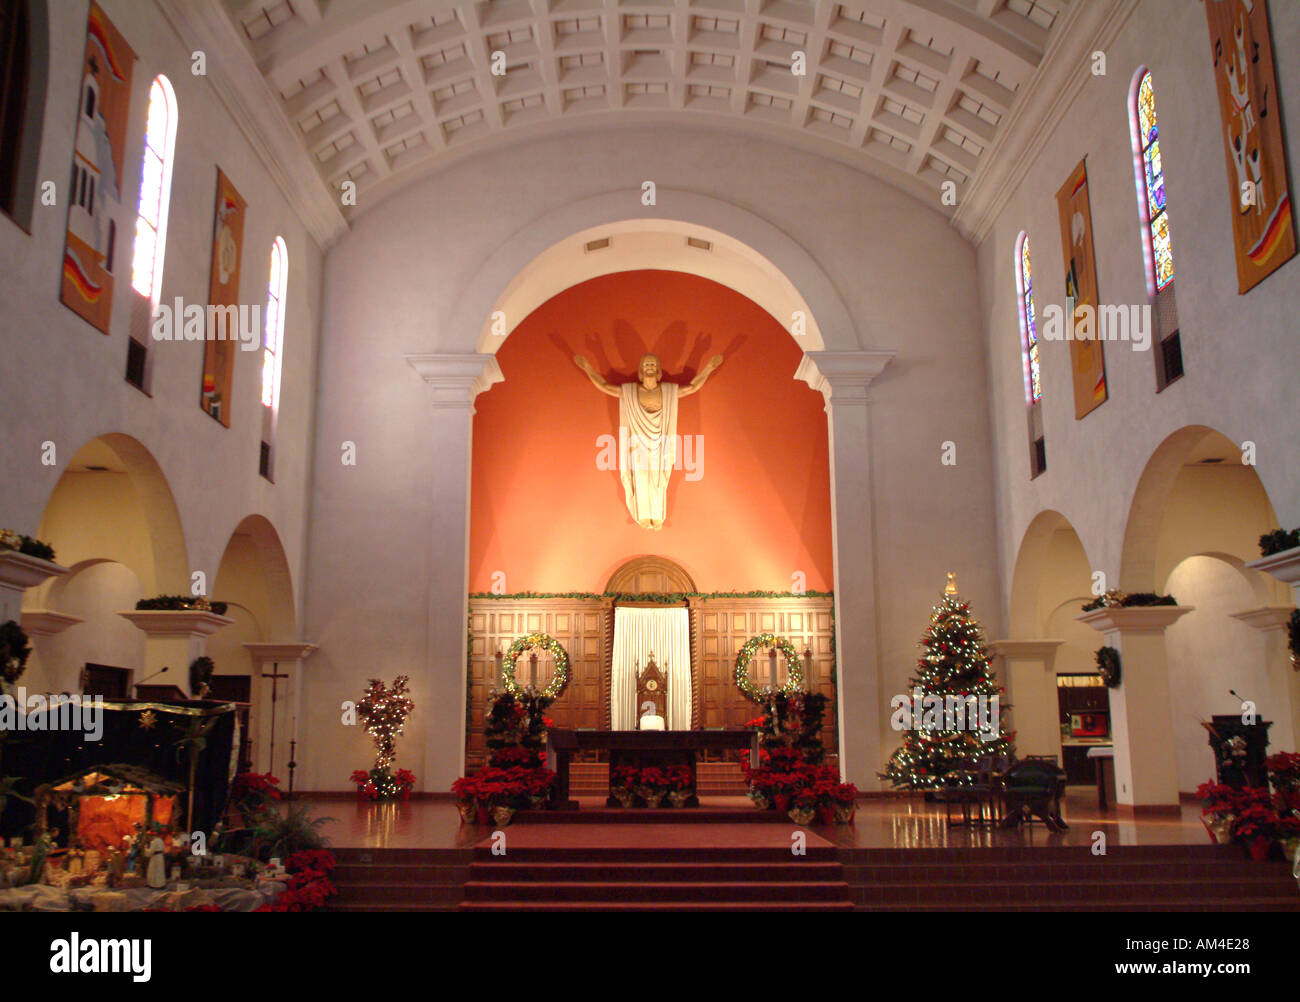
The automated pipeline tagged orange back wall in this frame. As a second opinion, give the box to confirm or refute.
[469,270,832,592]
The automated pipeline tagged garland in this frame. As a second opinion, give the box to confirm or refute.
[1259,528,1300,556]
[1095,645,1122,688]
[734,633,804,703]
[0,529,56,563]
[0,620,31,684]
[135,595,229,616]
[502,632,570,700]
[471,590,832,603]
[1289,609,1300,671]
[1081,590,1177,612]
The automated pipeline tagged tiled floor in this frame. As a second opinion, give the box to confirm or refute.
[300,789,1213,851]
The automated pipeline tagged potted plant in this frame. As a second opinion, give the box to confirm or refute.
[833,783,858,824]
[665,765,693,808]
[789,790,816,826]
[451,775,480,824]
[635,766,669,809]
[611,766,639,807]
[1195,781,1240,843]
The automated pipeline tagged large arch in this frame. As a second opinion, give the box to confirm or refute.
[33,433,188,602]
[446,190,859,353]
[1119,425,1283,595]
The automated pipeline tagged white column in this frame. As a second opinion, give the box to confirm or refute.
[405,353,503,792]
[118,610,233,694]
[244,642,318,789]
[1077,606,1192,810]
[798,349,894,791]
[0,551,67,624]
[986,639,1064,761]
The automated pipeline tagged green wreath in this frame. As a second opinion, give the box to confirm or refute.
[735,633,804,703]
[502,632,570,700]
[1095,645,1121,688]
[0,620,31,684]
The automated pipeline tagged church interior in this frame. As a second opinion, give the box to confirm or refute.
[1,0,1299,927]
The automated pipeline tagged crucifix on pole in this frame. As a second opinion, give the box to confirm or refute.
[261,661,290,774]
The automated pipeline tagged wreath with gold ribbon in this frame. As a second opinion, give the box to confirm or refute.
[734,633,804,703]
[502,632,570,700]
[1095,645,1121,688]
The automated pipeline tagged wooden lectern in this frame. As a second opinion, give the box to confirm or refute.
[1204,715,1272,788]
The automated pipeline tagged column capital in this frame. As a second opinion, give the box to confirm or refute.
[1228,606,1296,632]
[1076,606,1194,634]
[796,349,895,406]
[243,642,319,663]
[21,610,83,637]
[118,609,234,637]
[1246,546,1300,589]
[987,638,1065,662]
[405,353,504,410]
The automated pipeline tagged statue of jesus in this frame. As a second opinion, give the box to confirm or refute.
[574,352,723,529]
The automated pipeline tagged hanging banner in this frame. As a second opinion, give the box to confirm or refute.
[59,2,136,334]
[200,168,247,427]
[1055,159,1107,419]
[1205,0,1296,293]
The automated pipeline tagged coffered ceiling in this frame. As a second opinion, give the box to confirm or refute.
[213,0,1070,221]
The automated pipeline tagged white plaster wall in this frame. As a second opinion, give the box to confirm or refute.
[0,0,323,631]
[301,123,1002,791]
[979,0,1300,616]
[27,561,144,694]
[1164,556,1271,792]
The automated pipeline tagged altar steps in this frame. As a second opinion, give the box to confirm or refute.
[459,845,854,911]
[841,845,1300,911]
[328,848,473,912]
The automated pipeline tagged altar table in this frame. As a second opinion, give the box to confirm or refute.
[546,729,759,808]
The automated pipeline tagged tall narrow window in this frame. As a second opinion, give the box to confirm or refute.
[0,0,29,221]
[1129,68,1182,390]
[126,75,177,391]
[1015,232,1046,477]
[260,237,287,480]
[130,76,176,300]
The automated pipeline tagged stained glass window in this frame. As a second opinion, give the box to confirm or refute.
[1015,233,1041,404]
[262,237,287,408]
[1131,70,1174,291]
[130,77,177,300]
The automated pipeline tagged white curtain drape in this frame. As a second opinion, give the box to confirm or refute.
[611,606,692,730]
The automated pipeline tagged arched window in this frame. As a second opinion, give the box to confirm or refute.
[262,237,287,408]
[1129,69,1174,293]
[130,75,177,301]
[260,237,287,479]
[1014,232,1041,404]
[1015,231,1046,477]
[1128,67,1182,390]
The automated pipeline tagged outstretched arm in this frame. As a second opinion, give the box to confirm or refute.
[574,356,620,397]
[678,355,723,398]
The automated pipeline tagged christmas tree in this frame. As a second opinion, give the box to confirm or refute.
[880,574,1013,789]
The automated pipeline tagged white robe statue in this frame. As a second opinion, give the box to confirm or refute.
[575,351,723,530]
[620,380,678,530]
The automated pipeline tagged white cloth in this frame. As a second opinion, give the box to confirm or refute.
[639,714,665,731]
[611,606,691,730]
[619,381,678,528]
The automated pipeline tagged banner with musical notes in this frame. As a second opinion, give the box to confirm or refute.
[1205,0,1296,293]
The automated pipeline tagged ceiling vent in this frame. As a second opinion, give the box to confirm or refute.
[686,236,712,250]
[584,237,611,252]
